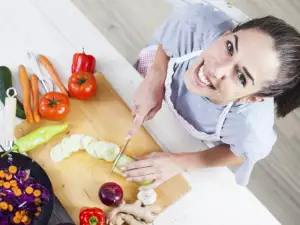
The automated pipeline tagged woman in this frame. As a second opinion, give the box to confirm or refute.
[121,3,300,189]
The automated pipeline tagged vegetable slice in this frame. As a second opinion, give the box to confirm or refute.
[102,143,120,162]
[70,134,85,151]
[86,140,102,158]
[80,135,97,149]
[61,136,81,154]
[50,144,66,163]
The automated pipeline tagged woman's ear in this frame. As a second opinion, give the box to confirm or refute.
[237,96,264,103]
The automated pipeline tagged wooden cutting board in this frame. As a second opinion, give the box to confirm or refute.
[14,73,191,224]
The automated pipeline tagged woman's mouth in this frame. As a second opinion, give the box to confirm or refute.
[193,62,215,89]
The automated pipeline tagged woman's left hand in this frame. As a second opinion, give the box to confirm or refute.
[121,152,185,190]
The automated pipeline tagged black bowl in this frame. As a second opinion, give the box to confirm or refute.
[0,152,54,225]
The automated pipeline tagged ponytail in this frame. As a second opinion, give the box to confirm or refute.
[274,78,300,117]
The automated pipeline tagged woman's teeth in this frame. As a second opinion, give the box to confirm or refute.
[198,66,211,86]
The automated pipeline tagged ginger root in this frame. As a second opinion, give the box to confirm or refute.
[107,200,161,225]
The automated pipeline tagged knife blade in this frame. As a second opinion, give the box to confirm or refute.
[27,52,54,94]
[108,114,144,176]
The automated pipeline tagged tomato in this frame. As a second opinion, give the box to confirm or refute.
[68,71,97,100]
[39,92,70,121]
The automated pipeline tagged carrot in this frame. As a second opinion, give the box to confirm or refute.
[38,55,69,96]
[30,74,40,123]
[19,65,34,123]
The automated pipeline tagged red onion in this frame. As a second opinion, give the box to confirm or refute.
[99,182,123,207]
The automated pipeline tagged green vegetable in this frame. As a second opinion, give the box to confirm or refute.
[0,66,26,119]
[1,123,68,157]
[113,155,153,186]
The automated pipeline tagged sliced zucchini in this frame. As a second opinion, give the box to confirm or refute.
[50,144,65,162]
[86,140,102,158]
[70,134,85,151]
[80,135,97,150]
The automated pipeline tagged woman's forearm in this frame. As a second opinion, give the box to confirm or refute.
[146,44,170,84]
[178,144,245,171]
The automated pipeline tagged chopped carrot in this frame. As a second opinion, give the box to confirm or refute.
[19,65,34,123]
[0,180,4,187]
[0,201,8,210]
[8,165,17,174]
[14,188,22,197]
[20,210,26,217]
[15,211,22,219]
[33,189,41,197]
[0,192,6,196]
[21,215,30,223]
[5,173,12,181]
[34,198,42,205]
[36,207,42,212]
[3,182,10,189]
[25,186,33,195]
[0,170,5,178]
[10,179,17,187]
[8,204,13,212]
[34,211,41,217]
[13,216,21,224]
[12,186,19,192]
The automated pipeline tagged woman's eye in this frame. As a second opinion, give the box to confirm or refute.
[227,41,233,56]
[238,71,246,87]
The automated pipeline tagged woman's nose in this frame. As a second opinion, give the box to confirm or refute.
[213,60,234,80]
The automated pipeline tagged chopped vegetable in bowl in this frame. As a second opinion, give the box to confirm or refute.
[0,165,50,225]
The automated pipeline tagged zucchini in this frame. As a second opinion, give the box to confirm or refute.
[0,66,26,119]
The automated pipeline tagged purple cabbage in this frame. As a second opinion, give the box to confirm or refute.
[0,166,50,224]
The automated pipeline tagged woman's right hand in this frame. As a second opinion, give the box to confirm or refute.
[132,73,165,121]
[132,44,169,121]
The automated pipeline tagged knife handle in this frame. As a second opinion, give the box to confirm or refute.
[126,113,145,140]
[4,90,17,148]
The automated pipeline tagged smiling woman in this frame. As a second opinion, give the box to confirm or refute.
[128,3,300,189]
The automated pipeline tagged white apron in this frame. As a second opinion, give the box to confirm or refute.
[164,50,234,148]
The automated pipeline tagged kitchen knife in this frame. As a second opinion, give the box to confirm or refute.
[109,114,145,176]
[27,51,53,94]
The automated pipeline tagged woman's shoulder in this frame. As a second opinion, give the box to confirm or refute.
[222,98,277,159]
[232,98,275,124]
[224,98,277,144]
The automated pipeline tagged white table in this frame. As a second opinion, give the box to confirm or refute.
[0,0,280,224]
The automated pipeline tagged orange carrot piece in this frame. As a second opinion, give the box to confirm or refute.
[33,189,41,197]
[10,180,17,187]
[0,202,8,210]
[30,74,40,123]
[19,65,33,123]
[5,173,12,181]
[14,188,22,197]
[0,170,5,178]
[8,165,17,174]
[3,182,10,189]
[13,216,21,224]
[38,55,69,96]
[25,186,34,195]
[8,204,13,212]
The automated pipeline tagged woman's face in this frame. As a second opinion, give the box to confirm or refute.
[184,28,280,104]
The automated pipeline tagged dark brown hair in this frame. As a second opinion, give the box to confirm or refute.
[233,16,300,117]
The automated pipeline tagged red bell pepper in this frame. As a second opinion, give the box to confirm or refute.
[72,49,96,74]
[79,207,105,225]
